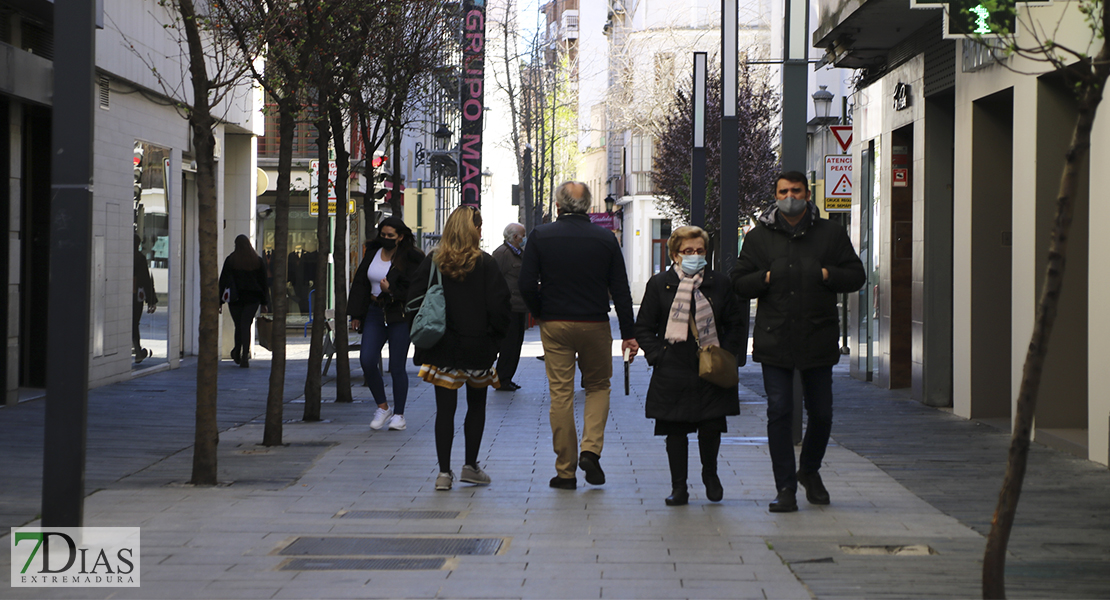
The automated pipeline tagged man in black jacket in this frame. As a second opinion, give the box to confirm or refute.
[520,181,639,490]
[732,171,865,513]
[492,223,528,391]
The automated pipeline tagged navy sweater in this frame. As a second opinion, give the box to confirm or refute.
[519,212,635,340]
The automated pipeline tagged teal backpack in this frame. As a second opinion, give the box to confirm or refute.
[407,260,447,349]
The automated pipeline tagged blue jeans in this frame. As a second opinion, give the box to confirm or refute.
[761,364,833,492]
[359,304,411,414]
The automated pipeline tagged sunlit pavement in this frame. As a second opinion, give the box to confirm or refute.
[2,314,1108,599]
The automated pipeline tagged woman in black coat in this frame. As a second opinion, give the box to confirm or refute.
[634,226,745,506]
[348,217,425,432]
[219,234,269,368]
[407,205,511,492]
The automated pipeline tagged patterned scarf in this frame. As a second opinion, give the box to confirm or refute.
[664,266,720,347]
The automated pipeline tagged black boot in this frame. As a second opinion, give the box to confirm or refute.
[698,429,723,502]
[665,485,689,506]
[665,434,689,506]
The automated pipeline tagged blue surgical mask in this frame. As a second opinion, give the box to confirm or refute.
[680,255,707,275]
[520,236,526,249]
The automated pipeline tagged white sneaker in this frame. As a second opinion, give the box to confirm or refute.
[370,406,393,430]
[460,463,491,485]
[388,414,407,431]
[435,471,454,491]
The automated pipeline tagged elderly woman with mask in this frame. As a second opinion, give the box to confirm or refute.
[634,226,745,506]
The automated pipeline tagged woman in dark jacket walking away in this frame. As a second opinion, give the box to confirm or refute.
[407,206,511,491]
[219,234,270,368]
[634,226,745,506]
[349,217,425,432]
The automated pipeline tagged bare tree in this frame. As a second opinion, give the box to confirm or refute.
[121,0,255,483]
[954,2,1110,597]
[217,0,319,444]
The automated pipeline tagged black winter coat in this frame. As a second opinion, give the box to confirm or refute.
[348,243,425,326]
[406,252,511,370]
[731,202,865,370]
[219,255,269,307]
[635,267,744,423]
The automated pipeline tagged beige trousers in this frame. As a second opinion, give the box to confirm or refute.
[539,321,613,479]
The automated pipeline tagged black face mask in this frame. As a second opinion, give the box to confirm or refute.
[379,238,397,250]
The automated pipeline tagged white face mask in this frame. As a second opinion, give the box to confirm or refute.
[680,255,707,275]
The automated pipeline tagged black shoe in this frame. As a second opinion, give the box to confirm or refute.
[134,348,150,364]
[769,488,798,513]
[496,381,520,391]
[797,469,830,505]
[239,357,249,368]
[536,355,545,361]
[665,487,689,506]
[579,451,605,485]
[549,476,577,490]
[703,473,723,503]
[231,347,241,364]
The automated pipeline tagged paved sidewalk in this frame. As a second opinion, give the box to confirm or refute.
[1,321,1108,599]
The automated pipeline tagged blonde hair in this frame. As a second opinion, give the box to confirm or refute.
[434,205,483,279]
[667,226,709,261]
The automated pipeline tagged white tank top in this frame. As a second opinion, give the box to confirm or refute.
[367,249,391,296]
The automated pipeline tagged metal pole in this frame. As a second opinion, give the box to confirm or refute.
[43,0,97,527]
[782,0,811,442]
[691,52,707,228]
[781,0,810,171]
[719,0,739,275]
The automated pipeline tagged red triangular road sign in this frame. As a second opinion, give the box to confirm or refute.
[831,173,852,196]
[831,126,853,152]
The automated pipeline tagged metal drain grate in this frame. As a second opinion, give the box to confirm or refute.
[281,557,446,571]
[840,544,936,556]
[719,436,769,445]
[340,510,461,520]
[281,537,504,556]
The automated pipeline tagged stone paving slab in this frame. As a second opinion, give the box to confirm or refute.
[3,317,1110,599]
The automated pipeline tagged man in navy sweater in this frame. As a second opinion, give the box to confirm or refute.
[520,181,639,490]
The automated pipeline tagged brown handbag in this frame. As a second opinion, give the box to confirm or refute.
[690,317,738,388]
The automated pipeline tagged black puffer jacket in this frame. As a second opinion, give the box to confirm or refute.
[635,267,744,423]
[731,202,865,370]
[348,243,425,326]
[406,252,511,370]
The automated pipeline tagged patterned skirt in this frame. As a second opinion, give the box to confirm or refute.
[418,364,501,390]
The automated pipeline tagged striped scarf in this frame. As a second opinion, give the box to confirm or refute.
[664,266,720,347]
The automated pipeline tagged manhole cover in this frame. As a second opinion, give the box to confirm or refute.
[840,544,936,556]
[281,557,446,571]
[339,510,461,520]
[281,537,504,556]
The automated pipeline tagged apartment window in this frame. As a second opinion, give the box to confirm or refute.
[629,133,655,195]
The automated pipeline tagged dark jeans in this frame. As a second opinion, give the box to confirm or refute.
[132,301,144,354]
[228,300,261,358]
[434,385,487,473]
[496,311,527,382]
[761,364,834,492]
[359,304,411,414]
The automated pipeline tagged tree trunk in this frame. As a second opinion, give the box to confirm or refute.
[263,104,296,445]
[178,0,219,485]
[329,106,353,403]
[982,50,1109,597]
[303,108,330,421]
[390,111,404,217]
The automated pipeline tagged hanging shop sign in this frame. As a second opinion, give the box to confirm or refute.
[460,0,486,207]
